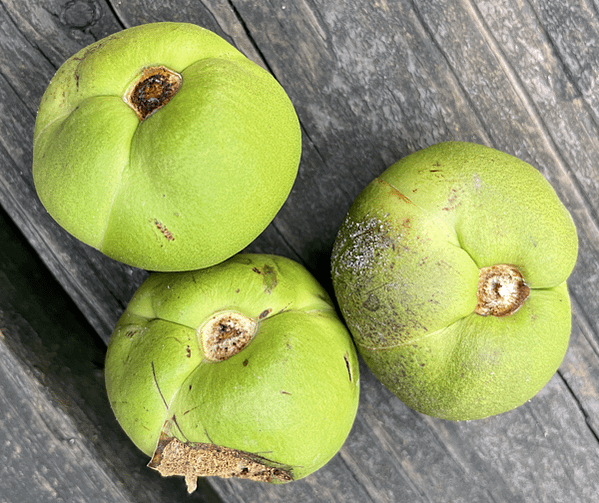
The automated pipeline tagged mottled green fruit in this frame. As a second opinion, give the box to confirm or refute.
[105,254,359,491]
[331,141,577,421]
[33,23,301,271]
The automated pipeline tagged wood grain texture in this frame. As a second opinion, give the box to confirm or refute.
[0,0,598,501]
[0,334,128,503]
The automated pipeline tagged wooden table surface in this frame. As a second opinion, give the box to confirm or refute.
[2,1,599,502]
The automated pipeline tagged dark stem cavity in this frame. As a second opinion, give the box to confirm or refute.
[124,66,182,121]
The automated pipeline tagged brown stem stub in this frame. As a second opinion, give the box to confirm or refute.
[149,433,293,492]
[124,66,182,121]
[199,311,257,362]
[475,264,530,317]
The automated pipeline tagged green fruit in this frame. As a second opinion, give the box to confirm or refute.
[33,23,301,271]
[105,254,359,491]
[331,141,577,421]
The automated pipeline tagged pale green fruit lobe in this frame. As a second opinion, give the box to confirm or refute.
[105,254,359,490]
[331,141,577,421]
[33,23,301,271]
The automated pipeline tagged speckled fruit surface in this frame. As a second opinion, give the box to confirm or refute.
[331,141,577,421]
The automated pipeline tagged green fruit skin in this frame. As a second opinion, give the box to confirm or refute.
[33,23,301,271]
[331,141,578,421]
[105,253,360,482]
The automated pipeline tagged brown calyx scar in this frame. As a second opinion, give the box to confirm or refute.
[475,264,530,317]
[199,311,257,362]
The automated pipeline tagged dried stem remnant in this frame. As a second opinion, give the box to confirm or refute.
[124,66,182,120]
[199,311,257,362]
[475,264,530,317]
[149,434,293,493]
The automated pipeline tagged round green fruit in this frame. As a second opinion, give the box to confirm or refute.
[33,23,301,271]
[331,141,578,421]
[105,253,359,490]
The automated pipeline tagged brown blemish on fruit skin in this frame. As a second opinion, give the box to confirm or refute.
[475,264,530,317]
[372,178,414,205]
[154,219,174,241]
[124,327,143,338]
[124,66,182,121]
[442,188,462,212]
[343,353,353,382]
[252,265,278,294]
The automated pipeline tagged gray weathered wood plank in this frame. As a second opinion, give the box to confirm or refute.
[0,333,129,503]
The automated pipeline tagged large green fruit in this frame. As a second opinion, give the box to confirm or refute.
[105,254,359,491]
[33,23,301,271]
[331,142,578,421]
